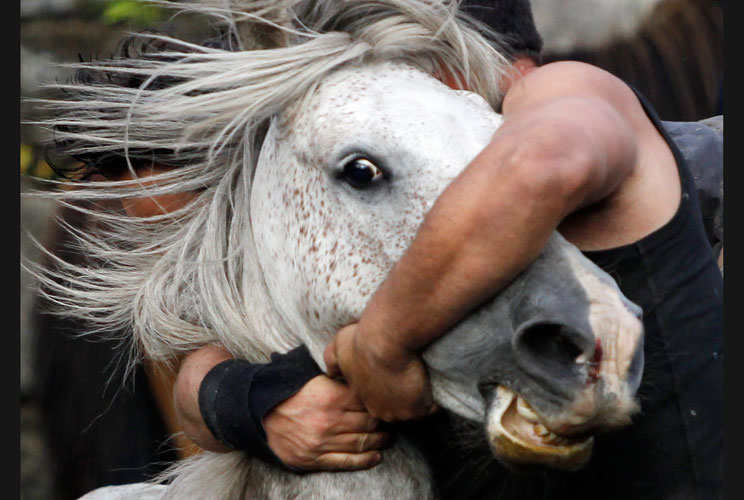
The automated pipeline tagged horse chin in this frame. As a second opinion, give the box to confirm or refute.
[485,386,594,472]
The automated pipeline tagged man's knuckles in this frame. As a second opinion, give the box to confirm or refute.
[300,432,327,454]
[310,379,352,407]
[356,432,390,452]
[315,451,381,471]
[368,404,425,422]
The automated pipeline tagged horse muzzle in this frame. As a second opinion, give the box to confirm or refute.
[480,309,644,471]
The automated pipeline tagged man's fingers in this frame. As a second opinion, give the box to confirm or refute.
[353,432,391,453]
[323,338,341,378]
[324,324,358,379]
[365,391,436,422]
[335,385,366,411]
[313,450,383,471]
[323,431,391,454]
[332,410,381,433]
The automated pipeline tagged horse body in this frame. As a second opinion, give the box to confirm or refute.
[35,2,646,498]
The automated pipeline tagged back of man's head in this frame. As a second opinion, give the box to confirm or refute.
[460,0,543,62]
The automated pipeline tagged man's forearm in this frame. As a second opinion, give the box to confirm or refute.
[355,136,562,356]
[173,344,234,452]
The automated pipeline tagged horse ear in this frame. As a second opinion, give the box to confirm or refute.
[255,117,281,169]
[227,0,295,50]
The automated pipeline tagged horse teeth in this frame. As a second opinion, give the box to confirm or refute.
[516,397,540,422]
[534,423,550,437]
[540,430,575,446]
[552,436,566,445]
[541,431,563,445]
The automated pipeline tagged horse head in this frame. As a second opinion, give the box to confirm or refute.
[250,61,644,471]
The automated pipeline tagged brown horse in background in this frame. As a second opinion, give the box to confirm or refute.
[539,0,722,122]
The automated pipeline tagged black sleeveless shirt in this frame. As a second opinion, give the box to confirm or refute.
[563,92,723,500]
[407,93,723,500]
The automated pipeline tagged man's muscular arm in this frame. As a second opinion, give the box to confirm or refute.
[325,62,646,422]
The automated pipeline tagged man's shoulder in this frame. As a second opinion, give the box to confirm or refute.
[515,61,631,99]
[505,61,643,124]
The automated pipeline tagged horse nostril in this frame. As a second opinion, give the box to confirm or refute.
[520,323,584,364]
[478,381,498,400]
[513,322,593,386]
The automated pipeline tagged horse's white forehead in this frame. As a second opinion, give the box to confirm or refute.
[288,62,502,169]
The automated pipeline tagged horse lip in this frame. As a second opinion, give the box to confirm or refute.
[484,385,595,471]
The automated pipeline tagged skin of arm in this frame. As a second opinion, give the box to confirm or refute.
[172,344,235,452]
[325,61,652,423]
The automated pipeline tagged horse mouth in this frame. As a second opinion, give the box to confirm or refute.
[485,385,594,471]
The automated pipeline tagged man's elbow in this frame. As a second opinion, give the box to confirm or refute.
[505,131,606,216]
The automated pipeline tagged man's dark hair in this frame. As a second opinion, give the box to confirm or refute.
[460,0,543,61]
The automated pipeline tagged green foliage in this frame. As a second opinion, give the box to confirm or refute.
[102,0,167,27]
[21,143,58,180]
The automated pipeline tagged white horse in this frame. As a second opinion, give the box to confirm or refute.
[34,2,644,498]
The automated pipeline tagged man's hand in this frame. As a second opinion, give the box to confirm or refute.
[324,324,438,423]
[263,374,390,471]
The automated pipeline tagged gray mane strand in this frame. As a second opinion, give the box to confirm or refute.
[28,0,511,370]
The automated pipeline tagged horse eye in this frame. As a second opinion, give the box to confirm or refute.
[342,158,384,188]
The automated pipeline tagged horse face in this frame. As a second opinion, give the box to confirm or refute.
[251,62,501,341]
[250,62,643,470]
[423,232,644,470]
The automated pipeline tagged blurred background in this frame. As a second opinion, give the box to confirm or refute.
[21,3,210,500]
[20,1,722,499]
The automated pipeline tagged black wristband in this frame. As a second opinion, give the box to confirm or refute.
[198,344,322,469]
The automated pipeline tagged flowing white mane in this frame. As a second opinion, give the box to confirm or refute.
[30,0,511,367]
